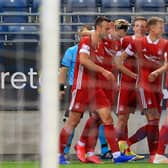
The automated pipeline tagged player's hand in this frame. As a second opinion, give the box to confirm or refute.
[59,91,65,100]
[148,71,159,82]
[101,69,116,81]
[133,73,138,80]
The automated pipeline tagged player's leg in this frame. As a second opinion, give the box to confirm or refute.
[96,89,135,163]
[116,89,145,159]
[98,124,113,159]
[59,111,82,164]
[85,113,103,164]
[153,100,168,164]
[75,113,101,163]
[62,85,75,155]
[59,88,89,164]
[116,87,130,142]
[62,85,72,122]
[127,124,147,146]
[64,129,75,155]
[138,89,161,162]
[145,110,160,162]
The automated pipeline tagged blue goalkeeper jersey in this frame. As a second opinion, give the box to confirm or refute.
[61,44,78,86]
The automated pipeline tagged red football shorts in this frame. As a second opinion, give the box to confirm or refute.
[69,87,111,113]
[137,87,162,113]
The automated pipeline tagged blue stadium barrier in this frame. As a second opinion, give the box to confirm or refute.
[101,0,132,22]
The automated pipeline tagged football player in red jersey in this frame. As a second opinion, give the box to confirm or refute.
[115,16,168,163]
[74,19,133,164]
[153,58,168,164]
[115,16,147,159]
[59,16,135,164]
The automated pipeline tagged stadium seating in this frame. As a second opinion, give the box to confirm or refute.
[7,25,39,42]
[31,0,40,13]
[0,25,7,41]
[135,0,166,12]
[67,0,97,27]
[101,0,132,22]
[0,0,31,23]
[164,23,168,37]
[166,0,168,6]
[60,25,75,44]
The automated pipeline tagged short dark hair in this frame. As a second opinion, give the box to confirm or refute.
[94,16,111,29]
[132,16,147,26]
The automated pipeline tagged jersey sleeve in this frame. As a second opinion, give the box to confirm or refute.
[78,37,91,56]
[125,40,136,56]
[122,36,132,50]
[165,40,168,59]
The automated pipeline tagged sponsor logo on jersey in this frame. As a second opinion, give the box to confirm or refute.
[157,49,163,56]
[147,99,152,105]
[142,48,147,52]
[144,54,161,65]
[96,55,104,64]
[104,47,116,56]
[74,102,80,109]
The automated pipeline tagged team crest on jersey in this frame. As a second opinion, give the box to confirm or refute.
[74,102,80,109]
[96,55,104,64]
[114,44,118,50]
[104,41,108,45]
[142,48,147,52]
[157,49,162,56]
[147,99,152,105]
[119,106,124,112]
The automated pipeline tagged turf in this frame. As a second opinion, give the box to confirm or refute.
[0,161,39,168]
[0,160,168,168]
[59,160,168,168]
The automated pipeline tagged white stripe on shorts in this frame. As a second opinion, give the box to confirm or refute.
[139,87,147,109]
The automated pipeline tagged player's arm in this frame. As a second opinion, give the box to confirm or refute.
[59,47,72,98]
[114,51,137,80]
[59,66,68,85]
[59,66,68,99]
[148,53,168,82]
[80,52,115,81]
[149,41,168,82]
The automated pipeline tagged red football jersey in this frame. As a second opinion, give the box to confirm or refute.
[103,36,123,70]
[72,36,105,90]
[125,36,168,91]
[103,36,123,84]
[121,35,137,84]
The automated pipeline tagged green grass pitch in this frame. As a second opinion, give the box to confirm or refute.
[0,160,168,168]
[0,161,39,168]
[59,160,168,168]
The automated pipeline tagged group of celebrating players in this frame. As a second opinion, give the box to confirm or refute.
[59,15,168,164]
